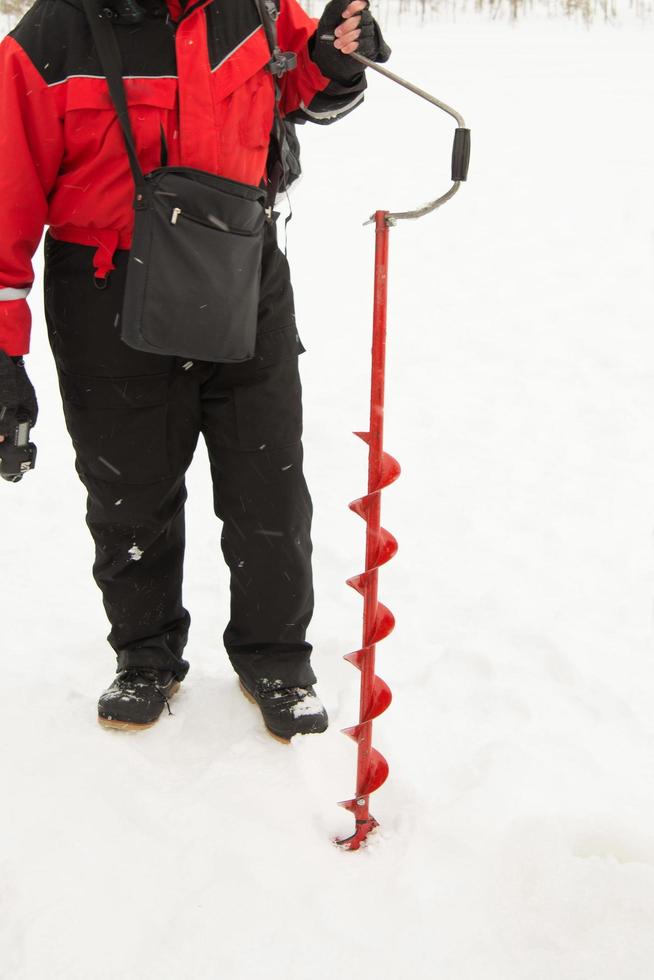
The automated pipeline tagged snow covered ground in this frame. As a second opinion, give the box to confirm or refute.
[2,9,654,980]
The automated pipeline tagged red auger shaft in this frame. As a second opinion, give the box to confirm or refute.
[333,56,469,852]
[358,211,389,810]
[337,212,399,850]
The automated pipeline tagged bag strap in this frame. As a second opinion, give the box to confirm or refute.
[82,0,148,198]
[253,0,297,79]
[83,0,293,206]
[253,0,296,207]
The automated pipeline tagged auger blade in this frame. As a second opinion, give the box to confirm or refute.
[343,653,392,719]
[363,675,393,721]
[372,526,398,568]
[353,433,401,491]
[365,601,395,646]
[341,721,367,742]
[335,805,379,851]
[338,797,367,815]
[345,520,397,573]
[345,571,368,596]
[348,494,371,521]
[343,648,368,670]
[374,451,401,492]
[359,748,390,796]
[337,746,389,805]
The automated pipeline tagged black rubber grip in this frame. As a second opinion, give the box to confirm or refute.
[451,128,470,182]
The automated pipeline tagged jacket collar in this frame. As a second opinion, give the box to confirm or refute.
[60,0,164,24]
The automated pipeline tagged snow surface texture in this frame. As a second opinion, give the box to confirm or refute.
[2,10,654,980]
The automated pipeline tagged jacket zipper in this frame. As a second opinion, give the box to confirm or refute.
[169,0,212,29]
[170,207,256,236]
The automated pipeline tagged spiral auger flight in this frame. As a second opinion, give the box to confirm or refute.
[335,54,470,851]
[336,212,397,851]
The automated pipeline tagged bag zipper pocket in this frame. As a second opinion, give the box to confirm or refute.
[170,207,258,237]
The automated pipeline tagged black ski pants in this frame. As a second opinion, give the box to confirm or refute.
[43,223,316,688]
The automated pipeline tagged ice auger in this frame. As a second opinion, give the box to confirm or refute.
[336,53,470,850]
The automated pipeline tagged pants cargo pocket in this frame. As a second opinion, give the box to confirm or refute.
[58,371,171,485]
[233,354,303,451]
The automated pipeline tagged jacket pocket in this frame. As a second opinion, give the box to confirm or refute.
[238,73,275,150]
[58,371,171,485]
[63,79,177,174]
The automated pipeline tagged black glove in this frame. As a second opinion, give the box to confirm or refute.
[0,351,38,438]
[312,1,391,86]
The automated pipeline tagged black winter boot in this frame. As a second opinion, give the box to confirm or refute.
[98,668,180,730]
[239,677,328,741]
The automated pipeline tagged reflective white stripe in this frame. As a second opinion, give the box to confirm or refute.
[211,25,263,74]
[0,287,31,301]
[48,74,179,88]
[299,91,365,120]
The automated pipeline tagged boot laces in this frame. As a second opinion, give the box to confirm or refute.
[255,682,313,708]
[117,668,174,715]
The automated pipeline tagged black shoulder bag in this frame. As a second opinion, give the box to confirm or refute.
[82,0,268,363]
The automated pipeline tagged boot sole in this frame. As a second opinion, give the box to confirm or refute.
[98,681,181,732]
[239,681,290,744]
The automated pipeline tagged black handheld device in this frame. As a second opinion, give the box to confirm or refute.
[0,415,37,483]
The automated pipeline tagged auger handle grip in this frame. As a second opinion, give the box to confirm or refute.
[452,128,470,182]
[347,51,470,221]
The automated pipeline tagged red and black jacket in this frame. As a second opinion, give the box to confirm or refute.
[0,0,366,355]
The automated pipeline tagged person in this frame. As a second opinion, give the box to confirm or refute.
[0,0,390,738]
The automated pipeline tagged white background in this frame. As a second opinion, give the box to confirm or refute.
[2,7,654,978]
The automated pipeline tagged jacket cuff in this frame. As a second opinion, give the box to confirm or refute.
[0,299,31,356]
[294,34,333,101]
